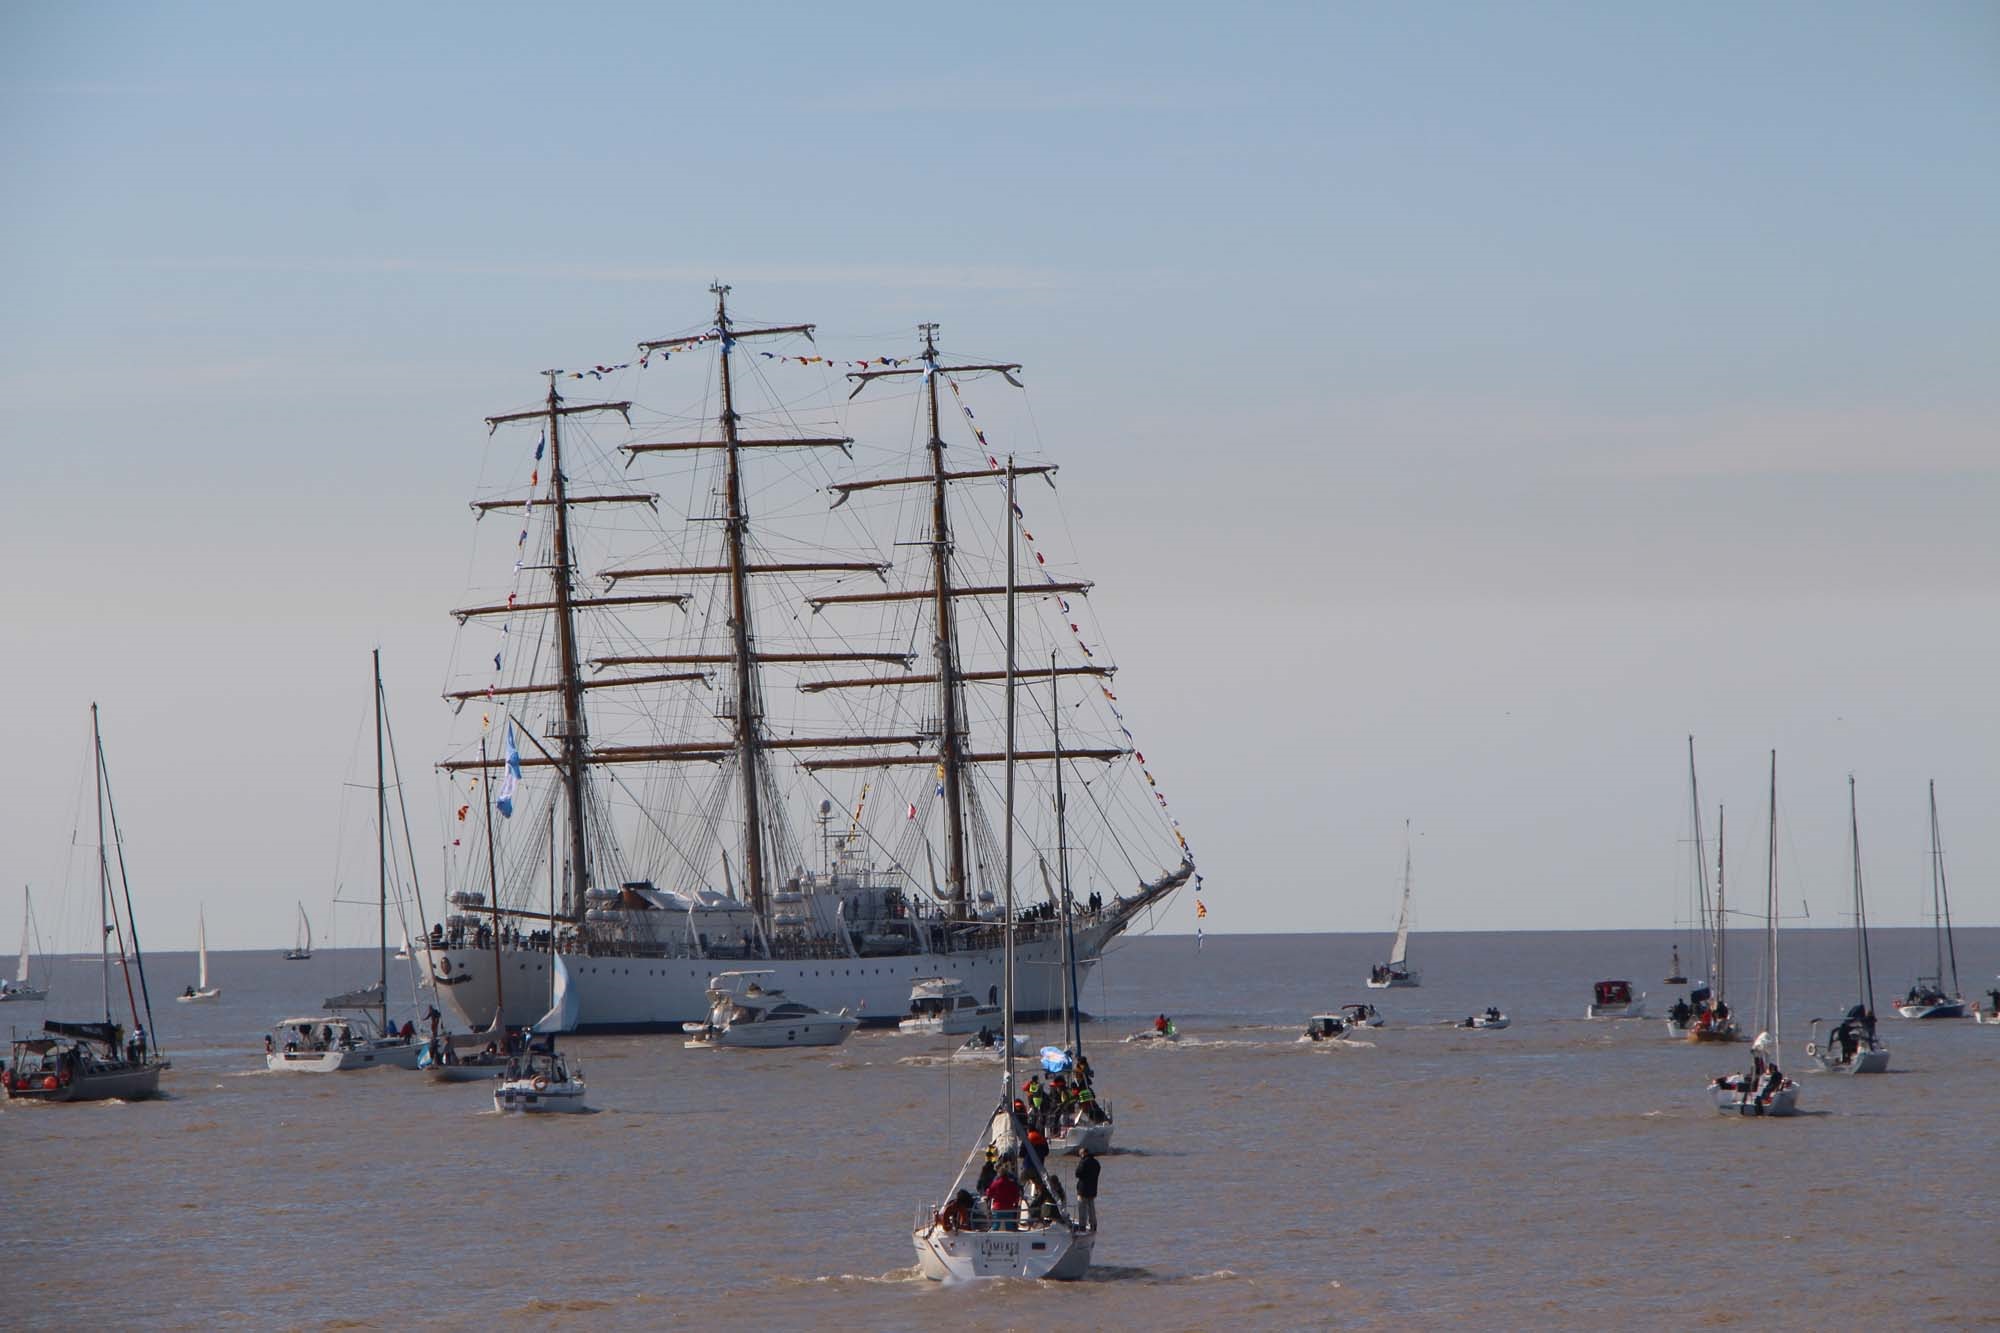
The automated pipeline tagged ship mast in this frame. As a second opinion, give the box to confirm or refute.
[921,325,973,916]
[472,378,641,921]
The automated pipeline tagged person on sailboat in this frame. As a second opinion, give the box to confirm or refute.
[1074,1148,1100,1232]
[983,1164,1023,1229]
[977,1146,1000,1193]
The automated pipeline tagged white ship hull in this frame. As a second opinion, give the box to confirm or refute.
[422,933,1096,1034]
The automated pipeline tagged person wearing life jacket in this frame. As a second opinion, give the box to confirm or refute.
[1154,1014,1169,1035]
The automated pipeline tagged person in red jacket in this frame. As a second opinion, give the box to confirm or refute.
[983,1166,1022,1229]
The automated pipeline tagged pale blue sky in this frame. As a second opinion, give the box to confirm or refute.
[4,3,1997,949]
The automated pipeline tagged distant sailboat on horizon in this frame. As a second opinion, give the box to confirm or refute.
[1367,822,1420,989]
[284,901,312,961]
[177,906,221,1002]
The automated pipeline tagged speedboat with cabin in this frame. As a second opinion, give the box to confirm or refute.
[267,1006,421,1073]
[1586,979,1646,1019]
[1341,1002,1382,1028]
[682,970,859,1048]
[1304,1013,1352,1041]
[899,976,998,1035]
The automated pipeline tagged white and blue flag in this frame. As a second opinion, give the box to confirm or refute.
[496,723,521,817]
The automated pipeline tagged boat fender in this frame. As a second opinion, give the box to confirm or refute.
[43,1074,59,1090]
[532,1075,550,1092]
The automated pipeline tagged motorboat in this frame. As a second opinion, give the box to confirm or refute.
[175,906,221,1003]
[1341,1002,1383,1028]
[1707,752,1801,1117]
[1124,1015,1180,1043]
[267,1011,422,1073]
[898,976,998,1035]
[953,1030,1030,1061]
[493,1043,587,1114]
[1459,1008,1509,1029]
[1303,1013,1351,1041]
[683,970,858,1048]
[1586,979,1646,1019]
[1,888,48,1003]
[1973,986,2000,1025]
[1804,778,1889,1074]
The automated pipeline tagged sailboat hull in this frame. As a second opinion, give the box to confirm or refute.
[914,1218,1093,1281]
[422,934,1094,1034]
[1710,1081,1801,1116]
[175,989,221,1003]
[1895,1001,1965,1020]
[267,1041,423,1074]
[6,1063,163,1103]
[1365,972,1419,990]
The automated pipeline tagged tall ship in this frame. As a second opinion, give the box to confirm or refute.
[420,289,1195,1032]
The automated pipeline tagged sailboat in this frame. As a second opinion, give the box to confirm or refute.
[419,294,1194,1035]
[176,907,221,1002]
[266,652,421,1073]
[1667,740,1742,1042]
[4,706,167,1103]
[1,888,48,1002]
[1367,823,1420,988]
[394,927,412,962]
[283,902,312,961]
[1709,751,1800,1116]
[493,954,587,1112]
[1896,781,1965,1019]
[1806,776,1888,1073]
[1043,662,1112,1156]
[911,459,1095,1282]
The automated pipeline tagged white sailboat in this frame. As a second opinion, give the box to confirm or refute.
[266,652,420,1073]
[1709,751,1800,1117]
[1667,740,1742,1042]
[0,887,48,1002]
[283,901,312,961]
[1806,776,1887,1074]
[176,907,221,1002]
[394,926,412,962]
[494,954,587,1112]
[1895,781,1965,1020]
[1367,822,1420,988]
[912,458,1094,1282]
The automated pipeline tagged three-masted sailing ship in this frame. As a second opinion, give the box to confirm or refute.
[420,290,1194,1032]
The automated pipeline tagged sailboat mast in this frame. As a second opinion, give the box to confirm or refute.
[1053,649,1081,1054]
[375,649,388,1035]
[94,704,110,1022]
[1765,752,1778,1045]
[1926,779,1960,996]
[96,707,154,1045]
[712,284,771,924]
[921,325,973,919]
[543,375,593,922]
[1850,775,1873,1012]
[1687,736,1713,987]
[1715,805,1726,1008]
[1001,459,1017,1082]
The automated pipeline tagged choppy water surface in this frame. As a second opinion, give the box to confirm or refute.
[4,929,1995,1328]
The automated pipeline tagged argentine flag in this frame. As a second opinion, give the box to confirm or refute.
[496,723,521,817]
